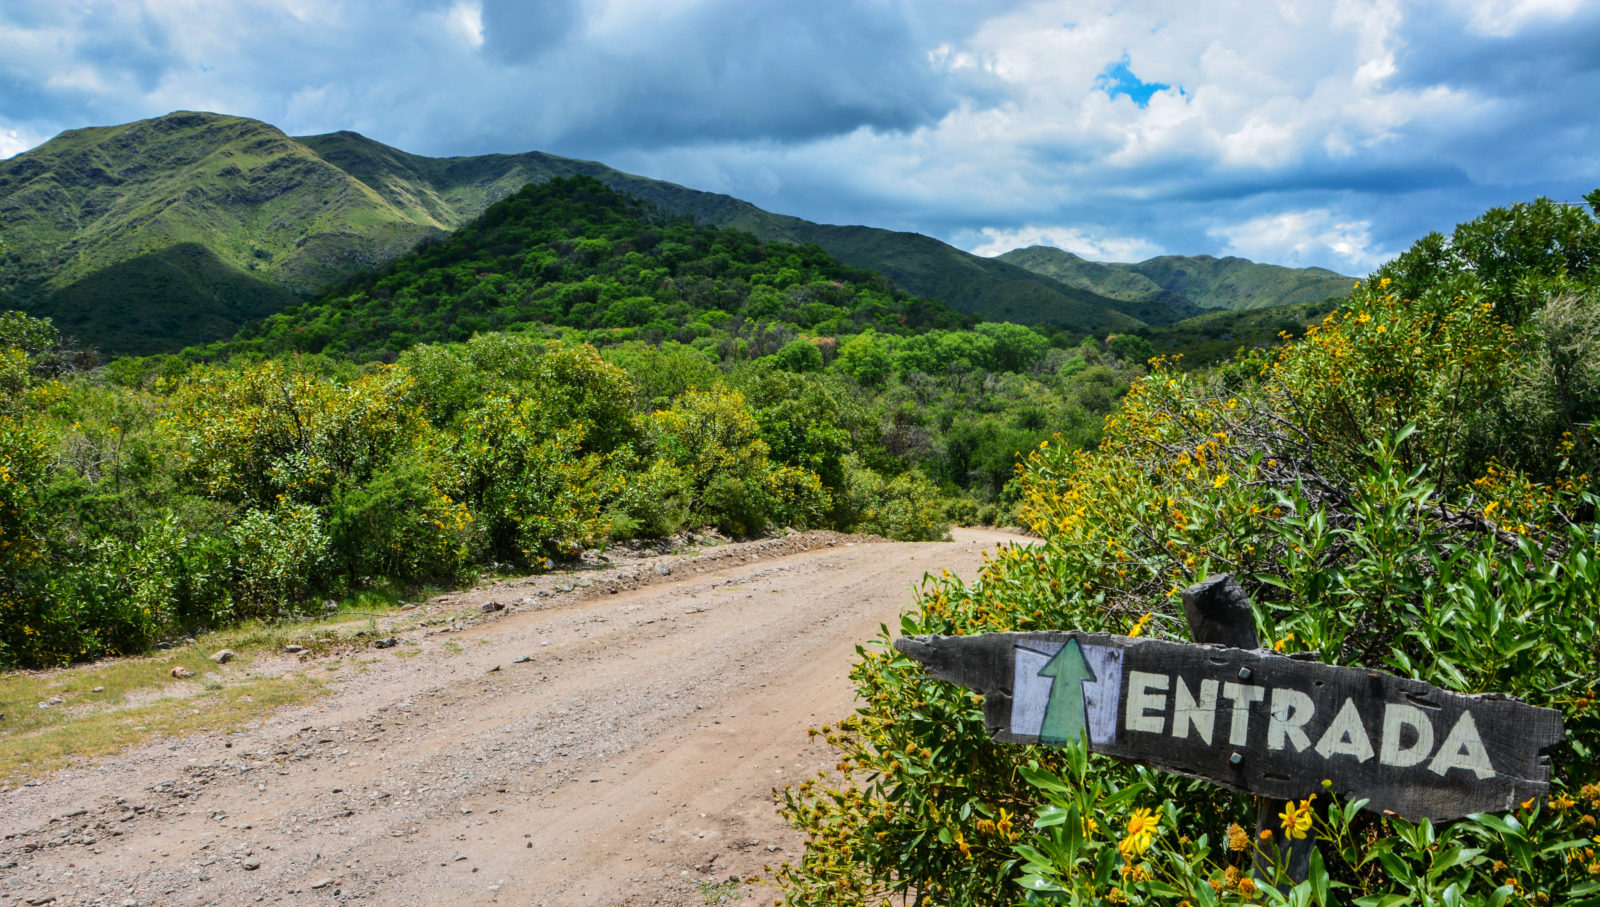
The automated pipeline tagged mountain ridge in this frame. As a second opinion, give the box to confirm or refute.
[3,111,1342,355]
[998,245,1352,312]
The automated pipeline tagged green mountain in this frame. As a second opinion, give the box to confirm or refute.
[1,111,1160,355]
[997,245,1353,312]
[214,175,972,361]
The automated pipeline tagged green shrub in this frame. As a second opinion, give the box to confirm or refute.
[837,459,949,541]
[450,395,614,561]
[327,449,476,583]
[774,194,1600,906]
[229,504,336,619]
[611,457,692,538]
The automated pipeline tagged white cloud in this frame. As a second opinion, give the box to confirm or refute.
[1465,0,1584,36]
[1208,209,1393,272]
[0,0,1595,272]
[969,226,1166,262]
[448,2,485,49]
[0,125,43,159]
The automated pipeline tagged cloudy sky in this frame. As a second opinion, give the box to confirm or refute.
[3,0,1598,275]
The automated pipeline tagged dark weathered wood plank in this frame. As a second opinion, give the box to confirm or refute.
[893,630,1563,821]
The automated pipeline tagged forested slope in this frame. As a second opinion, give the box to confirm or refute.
[777,191,1600,906]
[1,111,1151,354]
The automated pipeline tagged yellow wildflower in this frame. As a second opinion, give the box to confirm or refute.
[1120,808,1159,857]
[1279,796,1316,840]
[1127,612,1154,638]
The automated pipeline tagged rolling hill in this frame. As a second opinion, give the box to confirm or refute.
[997,245,1353,312]
[2,111,1351,356]
[2,111,1162,355]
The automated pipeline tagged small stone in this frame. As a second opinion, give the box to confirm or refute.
[242,859,260,870]
[92,686,105,693]
[480,601,505,613]
[284,645,306,654]
[27,897,57,906]
[512,655,532,664]
[311,877,334,889]
[372,637,398,649]
[210,650,235,664]
[486,665,501,674]
[170,667,193,679]
[655,564,672,576]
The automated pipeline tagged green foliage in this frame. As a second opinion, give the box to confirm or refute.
[449,394,612,560]
[326,449,474,583]
[208,176,968,363]
[775,192,1600,905]
[999,244,1354,313]
[649,386,802,537]
[835,459,949,541]
[601,341,720,410]
[229,504,336,620]
[0,407,63,667]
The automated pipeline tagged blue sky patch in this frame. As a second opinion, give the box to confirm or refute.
[1095,56,1171,107]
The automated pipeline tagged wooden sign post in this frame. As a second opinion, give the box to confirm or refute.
[894,576,1564,885]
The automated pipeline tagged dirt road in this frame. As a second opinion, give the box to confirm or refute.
[0,527,1025,906]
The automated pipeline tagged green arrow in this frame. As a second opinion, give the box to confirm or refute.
[1038,639,1097,745]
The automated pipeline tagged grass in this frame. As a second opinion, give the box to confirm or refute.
[696,879,744,904]
[0,567,491,786]
[0,587,421,786]
[0,661,322,785]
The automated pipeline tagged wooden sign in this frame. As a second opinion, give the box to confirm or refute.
[894,629,1563,821]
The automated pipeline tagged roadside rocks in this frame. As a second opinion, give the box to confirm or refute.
[210,649,235,664]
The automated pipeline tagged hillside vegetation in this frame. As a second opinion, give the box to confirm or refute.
[180,176,1169,507]
[775,192,1600,904]
[1,112,1155,355]
[1,176,1181,670]
[4,111,1344,358]
[1000,245,1353,311]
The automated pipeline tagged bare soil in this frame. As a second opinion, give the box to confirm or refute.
[0,527,1024,907]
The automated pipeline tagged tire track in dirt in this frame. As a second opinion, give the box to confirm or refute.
[0,527,1026,906]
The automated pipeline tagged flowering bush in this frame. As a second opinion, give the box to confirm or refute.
[773,194,1600,905]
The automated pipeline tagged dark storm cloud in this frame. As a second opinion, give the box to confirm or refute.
[503,0,992,153]
[479,0,582,62]
[1,1,1597,273]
